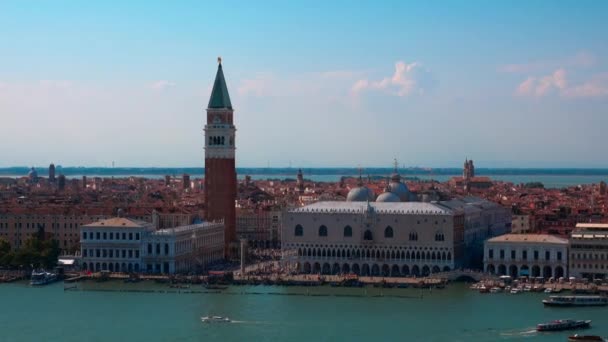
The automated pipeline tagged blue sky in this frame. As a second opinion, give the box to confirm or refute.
[1,1,607,168]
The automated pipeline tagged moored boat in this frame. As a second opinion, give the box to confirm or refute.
[536,319,591,332]
[543,295,608,307]
[30,270,58,286]
[510,287,522,294]
[568,335,605,342]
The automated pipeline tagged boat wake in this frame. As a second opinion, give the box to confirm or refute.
[499,328,537,338]
[228,320,272,325]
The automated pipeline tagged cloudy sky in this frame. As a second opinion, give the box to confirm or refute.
[1,1,607,168]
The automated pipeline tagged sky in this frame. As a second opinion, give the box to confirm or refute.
[1,1,607,168]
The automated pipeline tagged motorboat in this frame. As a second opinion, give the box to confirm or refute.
[543,295,608,307]
[478,285,489,293]
[510,288,522,294]
[544,288,554,293]
[568,335,605,342]
[536,319,591,332]
[30,270,58,286]
[201,316,231,323]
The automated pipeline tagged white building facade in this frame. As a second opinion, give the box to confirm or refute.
[80,217,224,274]
[484,234,568,278]
[81,218,152,273]
[570,223,608,279]
[142,222,224,274]
[281,201,465,277]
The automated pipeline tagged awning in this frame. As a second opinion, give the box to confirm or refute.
[58,259,75,266]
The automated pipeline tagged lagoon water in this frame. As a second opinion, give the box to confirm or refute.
[1,281,607,342]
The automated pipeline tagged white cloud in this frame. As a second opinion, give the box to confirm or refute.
[351,61,433,97]
[562,73,608,98]
[515,69,608,98]
[149,80,176,91]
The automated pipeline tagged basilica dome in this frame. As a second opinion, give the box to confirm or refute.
[387,171,410,201]
[28,167,38,180]
[346,186,375,202]
[389,181,410,202]
[376,191,400,203]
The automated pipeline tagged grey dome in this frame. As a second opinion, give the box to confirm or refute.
[389,181,410,202]
[376,191,400,202]
[346,186,375,202]
[28,167,38,179]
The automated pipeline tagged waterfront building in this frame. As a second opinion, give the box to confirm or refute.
[484,234,568,278]
[281,201,465,276]
[0,213,112,250]
[236,209,282,249]
[440,196,512,269]
[80,217,152,273]
[141,221,224,274]
[80,217,224,274]
[569,223,608,279]
[204,58,237,257]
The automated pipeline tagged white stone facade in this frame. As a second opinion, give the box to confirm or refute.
[570,223,608,279]
[281,201,465,277]
[484,234,568,278]
[80,217,224,274]
[142,222,224,274]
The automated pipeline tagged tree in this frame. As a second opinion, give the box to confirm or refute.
[0,238,13,266]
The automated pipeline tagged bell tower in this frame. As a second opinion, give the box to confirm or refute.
[204,57,237,258]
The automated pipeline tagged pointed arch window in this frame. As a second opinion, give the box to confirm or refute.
[318,225,328,237]
[294,224,303,237]
[384,226,394,238]
[343,225,352,237]
[363,230,373,241]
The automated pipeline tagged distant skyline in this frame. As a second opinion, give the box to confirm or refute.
[1,1,607,168]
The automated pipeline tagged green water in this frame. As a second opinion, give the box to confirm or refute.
[1,281,607,342]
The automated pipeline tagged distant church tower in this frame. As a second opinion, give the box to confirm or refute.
[296,168,304,194]
[204,57,237,257]
[49,163,56,182]
[463,158,475,179]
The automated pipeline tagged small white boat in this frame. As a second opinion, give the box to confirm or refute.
[544,288,554,293]
[523,285,532,292]
[201,316,231,323]
[490,287,502,293]
[510,288,522,294]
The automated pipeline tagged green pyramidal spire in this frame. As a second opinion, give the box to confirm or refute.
[208,57,233,110]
